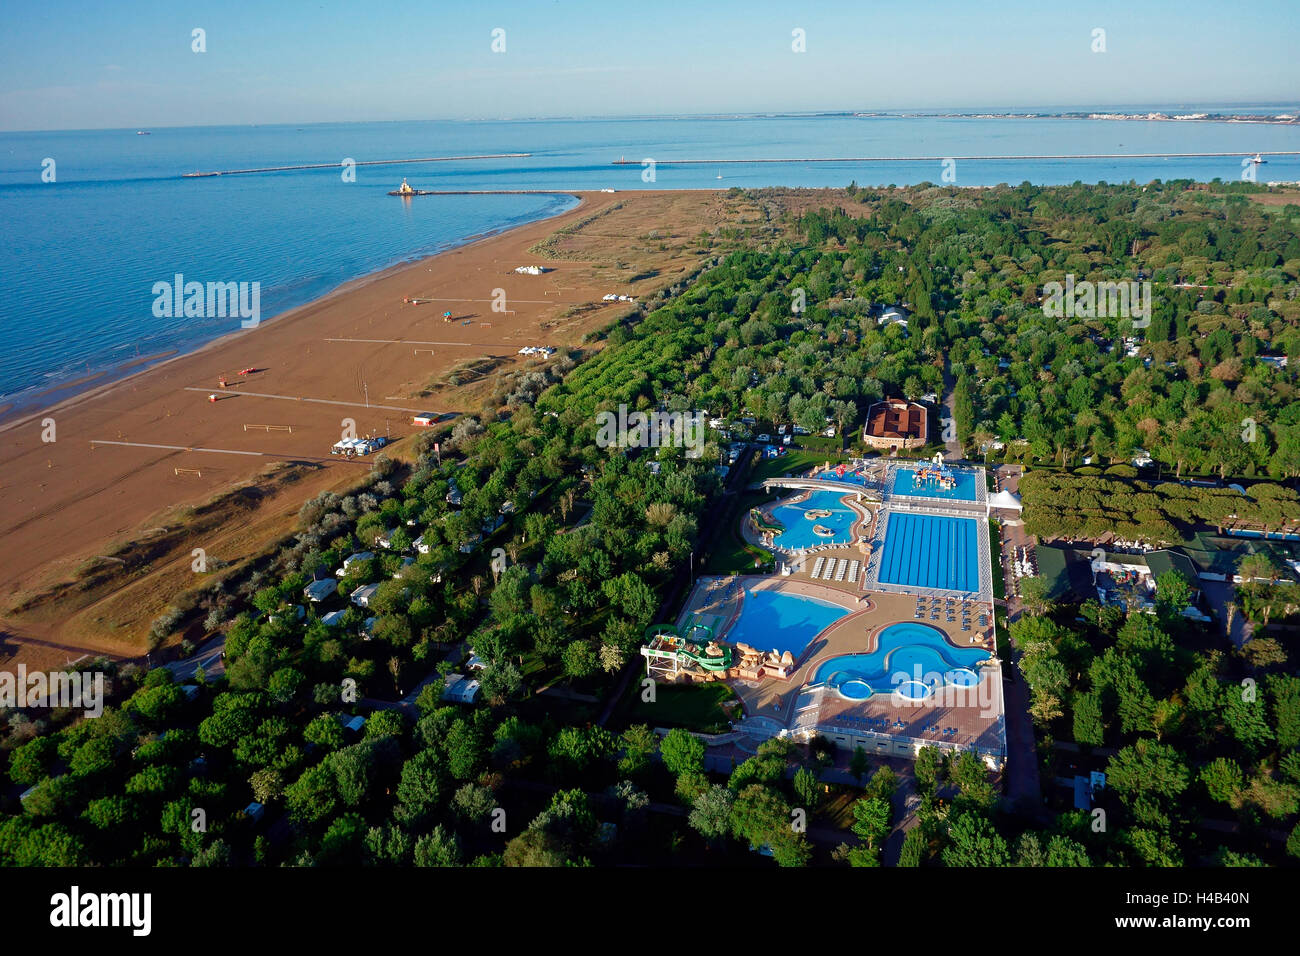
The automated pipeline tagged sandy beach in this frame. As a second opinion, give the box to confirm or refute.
[0,188,761,666]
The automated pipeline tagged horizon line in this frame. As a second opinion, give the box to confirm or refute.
[4,101,1299,135]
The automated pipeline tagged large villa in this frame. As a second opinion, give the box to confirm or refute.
[642,456,1006,769]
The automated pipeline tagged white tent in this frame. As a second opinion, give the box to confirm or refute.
[988,489,1023,511]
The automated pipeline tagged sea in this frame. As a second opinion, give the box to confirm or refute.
[2,108,1298,413]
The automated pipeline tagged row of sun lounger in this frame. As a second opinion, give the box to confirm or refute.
[808,557,861,582]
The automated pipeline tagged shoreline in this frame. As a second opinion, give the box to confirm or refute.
[0,187,734,660]
[0,191,586,433]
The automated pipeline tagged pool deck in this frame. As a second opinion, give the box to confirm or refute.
[669,457,1005,765]
[744,485,878,561]
[677,579,996,733]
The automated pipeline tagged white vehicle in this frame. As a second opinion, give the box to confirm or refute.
[757,433,771,443]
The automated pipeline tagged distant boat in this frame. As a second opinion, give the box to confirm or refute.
[136,130,150,135]
[1251,153,1267,164]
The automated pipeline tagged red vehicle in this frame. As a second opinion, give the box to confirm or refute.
[238,367,255,375]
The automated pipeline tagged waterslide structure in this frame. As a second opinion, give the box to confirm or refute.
[749,508,784,534]
[641,622,736,675]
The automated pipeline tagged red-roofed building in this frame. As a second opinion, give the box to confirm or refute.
[863,400,927,450]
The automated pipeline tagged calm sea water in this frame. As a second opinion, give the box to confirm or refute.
[2,110,1297,406]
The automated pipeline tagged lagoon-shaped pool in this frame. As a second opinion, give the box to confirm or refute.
[814,621,991,700]
[770,489,857,550]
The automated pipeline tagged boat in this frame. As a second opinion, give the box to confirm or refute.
[1251,153,1267,165]
[136,130,151,135]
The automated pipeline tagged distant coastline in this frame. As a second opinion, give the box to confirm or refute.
[850,110,1297,125]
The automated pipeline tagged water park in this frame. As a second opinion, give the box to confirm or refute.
[640,455,1005,768]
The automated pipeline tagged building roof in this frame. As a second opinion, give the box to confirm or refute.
[1145,550,1200,588]
[442,674,481,704]
[864,400,927,441]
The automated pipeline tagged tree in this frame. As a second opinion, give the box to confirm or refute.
[793,767,821,813]
[414,825,463,867]
[561,640,598,681]
[1268,674,1300,750]
[395,750,445,824]
[730,784,793,852]
[1200,758,1243,807]
[848,746,871,785]
[285,762,338,826]
[688,785,735,844]
[949,751,997,811]
[1018,576,1055,615]
[479,661,524,705]
[1044,835,1092,867]
[1072,689,1106,747]
[851,795,892,850]
[914,746,945,794]
[898,826,927,867]
[618,724,658,778]
[1106,739,1190,830]
[304,713,346,751]
[7,736,57,786]
[660,728,705,777]
[1154,569,1193,619]
[941,811,1010,867]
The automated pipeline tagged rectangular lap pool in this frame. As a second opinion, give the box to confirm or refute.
[893,467,978,501]
[878,512,980,592]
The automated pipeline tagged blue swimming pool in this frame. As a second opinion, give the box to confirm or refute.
[894,467,979,501]
[812,466,872,487]
[770,489,857,551]
[814,622,991,699]
[878,512,980,592]
[725,588,851,658]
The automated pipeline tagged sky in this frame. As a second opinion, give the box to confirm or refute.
[1,0,1297,130]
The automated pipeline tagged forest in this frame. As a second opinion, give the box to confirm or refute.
[2,180,1298,867]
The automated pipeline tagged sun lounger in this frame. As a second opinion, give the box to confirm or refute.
[811,556,825,578]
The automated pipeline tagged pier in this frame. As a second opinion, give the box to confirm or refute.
[612,151,1300,164]
[182,153,532,178]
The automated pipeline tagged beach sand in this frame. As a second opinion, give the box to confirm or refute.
[0,188,773,666]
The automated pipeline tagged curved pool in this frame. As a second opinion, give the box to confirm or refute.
[725,588,851,658]
[770,489,857,550]
[812,622,992,697]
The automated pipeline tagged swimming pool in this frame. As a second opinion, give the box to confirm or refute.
[812,467,872,487]
[893,467,979,501]
[814,622,991,699]
[725,588,851,658]
[770,489,858,551]
[878,512,980,592]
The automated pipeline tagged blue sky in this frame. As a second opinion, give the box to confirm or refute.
[1,0,1296,130]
